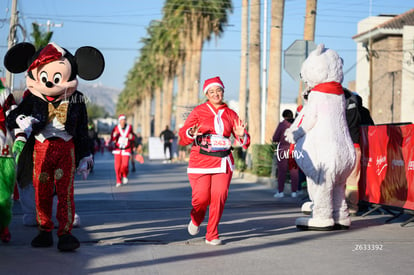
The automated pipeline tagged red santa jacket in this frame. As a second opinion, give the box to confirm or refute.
[178,101,250,174]
[111,124,135,156]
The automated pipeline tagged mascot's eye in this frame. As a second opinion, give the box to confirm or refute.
[40,71,48,83]
[53,73,62,84]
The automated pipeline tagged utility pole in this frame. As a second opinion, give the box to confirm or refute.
[298,0,317,106]
[303,0,317,41]
[5,0,18,90]
[260,0,268,144]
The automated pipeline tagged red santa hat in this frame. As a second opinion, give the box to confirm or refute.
[203,76,224,95]
[28,42,66,71]
[118,114,126,121]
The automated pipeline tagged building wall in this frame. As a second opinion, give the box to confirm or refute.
[371,36,403,124]
[401,26,414,123]
[355,16,394,109]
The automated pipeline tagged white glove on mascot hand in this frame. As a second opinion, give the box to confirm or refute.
[77,155,94,180]
[16,114,39,136]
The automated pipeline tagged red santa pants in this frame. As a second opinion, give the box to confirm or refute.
[188,166,233,241]
[33,138,76,236]
[114,153,130,183]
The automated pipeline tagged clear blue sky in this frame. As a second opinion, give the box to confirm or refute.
[1,0,413,103]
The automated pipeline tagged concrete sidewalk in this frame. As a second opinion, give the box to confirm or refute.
[2,153,414,275]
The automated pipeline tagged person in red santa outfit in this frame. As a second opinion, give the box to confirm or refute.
[178,76,250,245]
[111,114,135,187]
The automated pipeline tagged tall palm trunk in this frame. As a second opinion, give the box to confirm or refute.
[183,32,193,106]
[143,93,151,140]
[265,0,284,142]
[175,59,186,128]
[133,104,140,133]
[154,86,162,136]
[238,0,249,121]
[190,28,203,105]
[248,0,261,145]
[162,75,174,128]
[161,76,169,128]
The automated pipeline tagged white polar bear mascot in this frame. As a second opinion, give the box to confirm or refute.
[285,44,356,231]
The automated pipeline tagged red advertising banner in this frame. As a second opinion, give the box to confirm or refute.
[359,124,414,211]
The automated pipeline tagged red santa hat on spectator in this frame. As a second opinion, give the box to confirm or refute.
[118,114,126,121]
[203,76,224,95]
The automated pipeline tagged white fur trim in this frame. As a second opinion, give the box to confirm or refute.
[49,42,66,56]
[186,128,196,139]
[203,83,224,94]
[187,156,234,174]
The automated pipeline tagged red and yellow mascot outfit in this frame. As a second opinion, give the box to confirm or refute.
[178,77,250,244]
[111,115,135,187]
[5,42,104,251]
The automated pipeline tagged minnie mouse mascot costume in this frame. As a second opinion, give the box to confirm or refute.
[5,42,104,251]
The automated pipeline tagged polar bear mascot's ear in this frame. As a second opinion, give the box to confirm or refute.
[300,43,344,89]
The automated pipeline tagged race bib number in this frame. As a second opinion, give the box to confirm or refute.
[210,135,231,151]
[118,137,128,148]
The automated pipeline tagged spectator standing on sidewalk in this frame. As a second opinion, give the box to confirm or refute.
[343,88,374,215]
[178,76,250,245]
[160,125,175,163]
[111,114,135,187]
[272,109,299,198]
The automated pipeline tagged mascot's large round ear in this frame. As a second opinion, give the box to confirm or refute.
[4,42,36,73]
[75,46,105,80]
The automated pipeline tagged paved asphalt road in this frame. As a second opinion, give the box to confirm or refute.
[2,152,414,275]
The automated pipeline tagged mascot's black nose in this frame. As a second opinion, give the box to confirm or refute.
[46,81,54,88]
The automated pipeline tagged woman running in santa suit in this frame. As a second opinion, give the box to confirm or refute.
[178,76,250,245]
[111,114,135,187]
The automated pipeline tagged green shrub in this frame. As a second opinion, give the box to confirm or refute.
[252,144,275,177]
[232,146,247,172]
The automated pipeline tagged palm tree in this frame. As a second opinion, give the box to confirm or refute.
[238,0,249,122]
[248,0,262,145]
[31,22,53,50]
[164,0,233,105]
[265,0,285,142]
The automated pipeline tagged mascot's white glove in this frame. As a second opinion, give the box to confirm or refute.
[285,127,306,144]
[16,115,39,137]
[284,127,296,144]
[77,154,94,180]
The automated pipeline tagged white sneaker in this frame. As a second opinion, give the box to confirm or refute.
[205,239,222,246]
[116,183,122,188]
[273,192,284,198]
[187,220,200,236]
[122,177,128,184]
[73,213,81,227]
[291,192,297,198]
